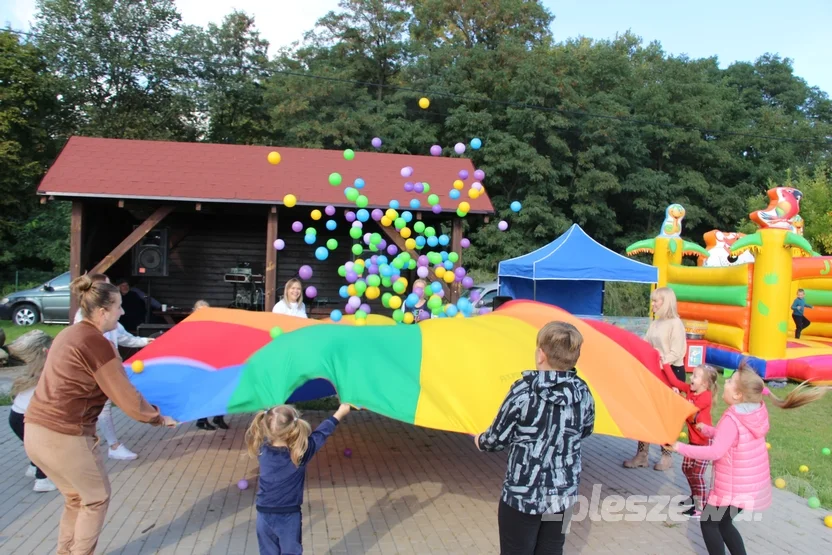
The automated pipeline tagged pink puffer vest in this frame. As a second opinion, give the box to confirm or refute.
[708,404,772,511]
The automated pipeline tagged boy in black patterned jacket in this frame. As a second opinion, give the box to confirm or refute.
[475,321,596,555]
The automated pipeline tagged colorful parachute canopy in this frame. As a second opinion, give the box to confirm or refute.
[126,301,695,444]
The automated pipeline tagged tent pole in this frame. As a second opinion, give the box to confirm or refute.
[534,280,537,302]
[601,283,606,316]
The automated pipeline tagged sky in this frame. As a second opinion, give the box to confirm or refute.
[1,0,830,94]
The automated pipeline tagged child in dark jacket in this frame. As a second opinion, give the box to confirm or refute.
[246,403,351,555]
[791,288,813,339]
[475,321,596,555]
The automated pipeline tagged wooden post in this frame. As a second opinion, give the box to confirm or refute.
[69,201,83,319]
[450,217,464,303]
[265,206,279,312]
[90,205,174,275]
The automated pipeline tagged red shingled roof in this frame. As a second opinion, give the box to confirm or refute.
[38,137,494,214]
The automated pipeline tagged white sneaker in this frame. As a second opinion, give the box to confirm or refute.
[33,478,57,493]
[25,465,37,479]
[108,444,138,460]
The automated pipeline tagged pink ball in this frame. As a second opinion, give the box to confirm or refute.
[417,255,429,266]
[430,145,442,156]
[292,221,303,232]
[454,143,465,154]
[359,303,371,313]
[498,220,508,231]
[237,479,249,490]
[273,239,285,250]
[371,137,382,148]
[417,267,429,279]
[298,265,313,280]
[348,296,361,309]
[472,181,483,191]
[460,238,471,248]
[474,169,485,181]
[344,303,356,315]
[401,166,413,178]
[305,286,317,299]
[325,205,336,216]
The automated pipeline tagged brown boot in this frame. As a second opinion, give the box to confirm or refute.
[623,442,649,468]
[654,449,673,471]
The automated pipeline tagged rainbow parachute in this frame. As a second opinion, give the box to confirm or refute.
[126,302,694,444]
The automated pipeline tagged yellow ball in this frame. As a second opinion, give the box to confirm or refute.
[311,209,322,220]
[347,284,357,296]
[403,312,414,324]
[766,442,771,450]
[458,201,470,213]
[389,295,402,309]
[385,209,398,220]
[435,267,446,278]
[405,238,417,250]
[131,360,144,373]
[418,97,430,109]
[825,515,832,528]
[443,271,455,284]
[355,319,366,326]
[679,431,687,440]
[453,179,464,190]
[366,286,380,300]
[380,216,392,227]
[799,465,809,473]
[283,194,297,208]
[774,478,786,489]
[468,189,480,199]
[400,227,412,239]
[267,151,281,165]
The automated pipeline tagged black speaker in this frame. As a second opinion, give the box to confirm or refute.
[132,228,169,277]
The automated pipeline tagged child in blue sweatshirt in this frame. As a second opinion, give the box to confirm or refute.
[792,288,813,339]
[246,403,351,554]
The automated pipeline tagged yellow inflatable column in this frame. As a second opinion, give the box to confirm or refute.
[748,229,792,359]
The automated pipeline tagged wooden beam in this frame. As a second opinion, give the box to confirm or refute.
[378,223,450,297]
[117,200,125,208]
[69,201,83,319]
[265,206,279,312]
[90,205,174,275]
[450,218,464,303]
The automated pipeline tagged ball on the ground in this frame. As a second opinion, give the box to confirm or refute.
[799,465,809,473]
[679,431,687,440]
[237,479,249,490]
[808,497,821,509]
[267,151,281,165]
[766,442,771,450]
[343,448,352,458]
[131,360,144,373]
[825,514,832,528]
[418,97,430,109]
[822,447,831,456]
[774,478,786,489]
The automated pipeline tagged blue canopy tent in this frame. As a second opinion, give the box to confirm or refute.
[497,224,658,316]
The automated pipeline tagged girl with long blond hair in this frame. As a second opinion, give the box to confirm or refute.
[669,363,825,554]
[8,332,55,492]
[246,403,350,554]
[624,286,688,471]
[272,278,308,318]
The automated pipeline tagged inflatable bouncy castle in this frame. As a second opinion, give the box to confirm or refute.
[628,188,832,385]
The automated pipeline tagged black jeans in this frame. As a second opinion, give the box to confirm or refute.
[8,411,47,479]
[671,364,687,383]
[793,314,810,339]
[498,500,567,555]
[700,505,746,555]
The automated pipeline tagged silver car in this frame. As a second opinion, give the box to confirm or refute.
[0,272,72,326]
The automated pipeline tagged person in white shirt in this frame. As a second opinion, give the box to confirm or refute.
[272,278,308,318]
[8,332,57,492]
[74,273,154,460]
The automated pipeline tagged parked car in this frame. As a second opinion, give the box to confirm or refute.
[462,281,500,312]
[0,272,72,326]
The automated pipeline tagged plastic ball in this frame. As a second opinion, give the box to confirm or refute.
[403,312,414,324]
[774,478,786,489]
[510,201,522,212]
[371,137,382,148]
[357,209,370,222]
[324,205,336,216]
[443,272,455,284]
[343,448,352,458]
[468,189,480,199]
[766,442,771,450]
[312,247,327,261]
[432,204,442,214]
[131,360,144,373]
[470,138,482,149]
[304,234,316,245]
[418,97,430,109]
[458,202,470,213]
[403,181,414,193]
[454,143,465,155]
[389,295,403,309]
[345,188,360,202]
[428,194,439,206]
[679,431,687,440]
[498,220,509,231]
[430,145,442,156]
[449,189,461,200]
[410,199,421,209]
[311,209,322,221]
[474,169,485,181]
[325,220,337,232]
[267,151,281,165]
[354,178,365,189]
[799,465,809,473]
[291,221,303,233]
[273,239,285,251]
[325,238,338,251]
[283,194,297,208]
[462,276,474,288]
[330,310,343,322]
[389,200,400,209]
[269,327,282,339]
[461,238,471,248]
[238,479,249,490]
[356,195,369,208]
[825,515,832,528]
[343,149,355,161]
[329,173,342,186]
[401,166,413,178]
[298,265,313,280]
[808,497,821,509]
[822,447,831,456]
[458,170,469,180]
[352,244,363,256]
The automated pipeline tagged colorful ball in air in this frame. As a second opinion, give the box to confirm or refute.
[325,205,336,216]
[401,166,413,178]
[461,238,471,248]
[418,97,430,109]
[371,137,382,148]
[470,138,482,150]
[329,173,342,186]
[462,276,474,288]
[326,220,337,231]
[474,169,485,181]
[430,145,442,156]
[458,202,470,214]
[330,309,343,322]
[498,220,509,231]
[273,239,285,251]
[822,447,831,456]
[269,327,282,339]
[345,188,360,202]
[315,247,328,261]
[808,497,821,509]
[449,189,461,200]
[774,477,786,489]
[299,265,313,280]
[454,143,465,155]
[131,360,144,373]
[356,195,369,208]
[354,178,365,189]
[311,209,322,221]
[237,479,249,490]
[799,465,809,473]
[403,312,415,324]
[458,170,469,180]
[352,244,363,256]
[283,194,297,208]
[326,238,338,251]
[343,149,355,161]
[267,151,281,165]
[304,234,315,245]
[510,201,522,213]
[468,189,480,199]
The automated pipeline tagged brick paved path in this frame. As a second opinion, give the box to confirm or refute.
[1,407,829,554]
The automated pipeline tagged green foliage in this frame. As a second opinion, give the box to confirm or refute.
[603,282,651,317]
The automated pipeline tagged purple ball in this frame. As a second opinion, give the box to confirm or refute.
[432,204,442,214]
[344,447,353,458]
[498,220,508,231]
[348,296,361,309]
[363,233,372,244]
[417,255,429,266]
[292,221,303,232]
[417,267,429,278]
[237,479,249,490]
[430,145,442,156]
[344,303,356,315]
[454,267,467,278]
[454,143,466,154]
[298,265,313,280]
[478,307,490,315]
[458,170,469,180]
[386,244,398,256]
[345,211,357,222]
[472,181,483,191]
[401,166,413,178]
[325,205,336,216]
[418,309,431,321]
[474,169,485,181]
[359,303,371,314]
[371,137,382,148]
[273,239,285,250]
[371,209,384,221]
[414,286,425,297]
[305,286,318,299]
[404,182,414,192]
[470,291,482,302]
[378,239,387,250]
[461,238,471,248]
[462,276,474,289]
[414,182,424,194]
[368,264,379,275]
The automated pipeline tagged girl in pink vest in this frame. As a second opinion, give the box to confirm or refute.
[668,364,825,555]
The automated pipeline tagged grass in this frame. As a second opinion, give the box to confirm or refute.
[1,323,65,343]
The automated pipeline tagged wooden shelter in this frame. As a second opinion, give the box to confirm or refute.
[37,137,494,322]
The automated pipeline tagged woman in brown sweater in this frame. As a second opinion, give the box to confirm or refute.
[623,286,687,471]
[24,274,177,555]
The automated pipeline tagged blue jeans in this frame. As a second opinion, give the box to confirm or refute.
[256,511,302,555]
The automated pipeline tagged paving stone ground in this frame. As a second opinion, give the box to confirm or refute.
[1,407,830,554]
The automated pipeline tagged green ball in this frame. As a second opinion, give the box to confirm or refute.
[392,309,404,323]
[343,149,355,161]
[352,244,363,256]
[394,217,406,229]
[808,497,821,509]
[369,244,379,252]
[269,327,283,339]
[427,296,442,310]
[367,274,381,287]
[448,252,459,263]
[422,182,430,193]
[407,260,417,270]
[354,280,367,295]
[356,195,369,208]
[381,276,392,288]
[306,227,317,235]
[355,309,367,319]
[424,226,436,237]
[822,447,831,456]
[456,208,466,218]
[393,281,406,294]
[414,221,426,234]
[338,265,347,277]
[370,232,382,245]
[345,188,360,201]
[427,194,439,206]
[349,227,362,239]
[392,258,405,270]
[354,262,365,274]
[428,252,442,265]
[327,238,338,250]
[381,292,392,308]
[399,252,411,262]
[329,172,342,186]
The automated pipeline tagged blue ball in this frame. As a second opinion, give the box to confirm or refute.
[339,285,349,298]
[446,304,459,316]
[438,234,450,246]
[510,201,522,213]
[389,200,400,209]
[410,199,421,209]
[354,178,365,189]
[377,255,389,265]
[357,209,370,222]
[326,219,337,231]
[470,138,482,150]
[406,293,419,308]
[415,236,426,248]
[380,265,393,277]
[443,260,454,271]
[304,234,316,245]
[430,281,443,294]
[402,211,413,223]
[330,310,343,322]
[427,236,439,247]
[315,246,329,260]
[440,251,449,260]
[449,189,461,200]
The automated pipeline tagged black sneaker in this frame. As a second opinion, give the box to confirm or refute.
[678,496,694,507]
[196,418,216,431]
[212,416,230,430]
